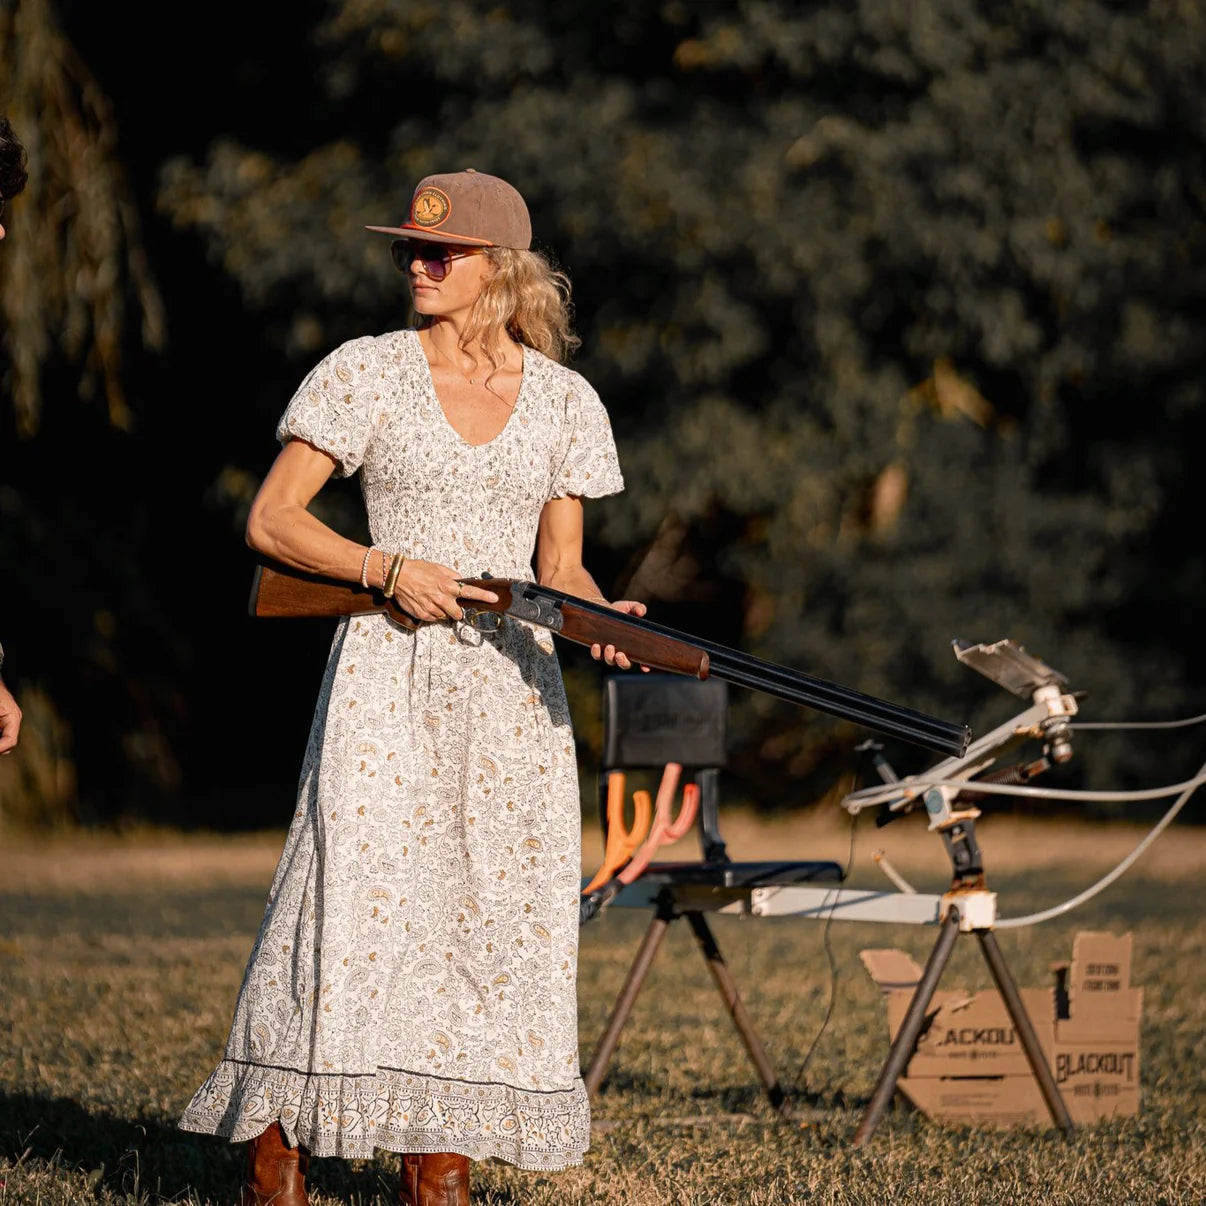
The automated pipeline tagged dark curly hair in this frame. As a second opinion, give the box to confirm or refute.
[0,116,29,201]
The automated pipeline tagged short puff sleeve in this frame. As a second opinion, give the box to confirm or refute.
[548,377,625,500]
[276,337,379,478]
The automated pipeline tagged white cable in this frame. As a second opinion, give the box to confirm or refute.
[838,705,1206,928]
[995,758,1206,928]
[843,771,1206,811]
[1073,713,1206,731]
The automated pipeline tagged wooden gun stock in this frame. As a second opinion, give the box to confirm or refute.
[250,561,418,629]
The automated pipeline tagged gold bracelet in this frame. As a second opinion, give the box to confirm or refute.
[383,553,405,598]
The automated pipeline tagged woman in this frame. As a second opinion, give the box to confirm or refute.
[179,170,641,1205]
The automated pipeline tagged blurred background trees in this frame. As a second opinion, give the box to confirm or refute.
[1,0,1203,828]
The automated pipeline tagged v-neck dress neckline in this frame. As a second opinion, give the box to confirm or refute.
[409,329,528,450]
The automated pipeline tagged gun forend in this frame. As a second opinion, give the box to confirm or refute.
[457,578,710,679]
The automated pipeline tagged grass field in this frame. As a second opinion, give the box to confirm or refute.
[1,812,1204,1204]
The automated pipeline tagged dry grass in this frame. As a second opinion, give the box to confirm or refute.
[6,807,1201,893]
[0,829,284,894]
[1,816,1204,1204]
[586,806,1206,883]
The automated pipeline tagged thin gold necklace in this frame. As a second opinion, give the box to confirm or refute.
[432,347,484,385]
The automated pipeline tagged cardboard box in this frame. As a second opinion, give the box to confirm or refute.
[1050,931,1142,1123]
[861,931,1141,1128]
[891,1074,1048,1127]
[1070,930,1132,1004]
[1049,1033,1140,1124]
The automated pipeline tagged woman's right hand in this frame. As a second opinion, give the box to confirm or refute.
[391,559,498,623]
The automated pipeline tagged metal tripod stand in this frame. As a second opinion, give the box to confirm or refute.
[851,813,1075,1145]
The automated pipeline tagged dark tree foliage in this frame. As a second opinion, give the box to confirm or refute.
[2,0,1203,824]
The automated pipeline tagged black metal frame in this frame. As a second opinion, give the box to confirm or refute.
[583,890,790,1113]
[583,675,843,1114]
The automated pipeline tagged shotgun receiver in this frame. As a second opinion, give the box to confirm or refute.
[250,559,971,756]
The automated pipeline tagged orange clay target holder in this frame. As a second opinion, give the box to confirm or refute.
[582,771,651,893]
[618,764,700,884]
[582,763,700,894]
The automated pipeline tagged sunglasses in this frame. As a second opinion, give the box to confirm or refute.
[391,239,486,280]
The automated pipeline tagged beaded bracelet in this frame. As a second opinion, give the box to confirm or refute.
[359,547,374,589]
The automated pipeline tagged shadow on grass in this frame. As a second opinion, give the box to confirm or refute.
[0,1091,482,1204]
[590,1070,870,1123]
[0,1090,235,1202]
[583,1066,669,1099]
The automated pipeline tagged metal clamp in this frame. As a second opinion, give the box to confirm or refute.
[940,888,997,931]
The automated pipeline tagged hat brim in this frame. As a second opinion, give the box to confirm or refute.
[365,224,495,247]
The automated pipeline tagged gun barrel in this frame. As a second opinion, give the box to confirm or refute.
[708,652,968,755]
[514,583,970,756]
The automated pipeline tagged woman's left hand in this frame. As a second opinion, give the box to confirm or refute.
[590,599,651,672]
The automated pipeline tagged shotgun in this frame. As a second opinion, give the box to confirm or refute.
[250,559,971,756]
[250,559,709,678]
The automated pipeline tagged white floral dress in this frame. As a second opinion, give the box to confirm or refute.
[179,329,623,1170]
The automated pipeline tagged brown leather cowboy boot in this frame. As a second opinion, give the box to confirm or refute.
[239,1121,310,1206]
[397,1153,470,1206]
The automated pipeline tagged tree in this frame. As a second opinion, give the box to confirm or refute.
[0,0,175,824]
[5,0,1202,826]
[0,0,164,434]
[153,0,1205,810]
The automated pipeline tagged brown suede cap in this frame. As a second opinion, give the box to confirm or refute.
[366,169,532,249]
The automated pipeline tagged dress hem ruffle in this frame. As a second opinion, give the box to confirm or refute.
[177,1058,590,1171]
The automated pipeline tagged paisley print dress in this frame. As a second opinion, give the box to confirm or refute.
[178,329,623,1170]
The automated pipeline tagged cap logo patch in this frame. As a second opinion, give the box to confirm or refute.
[411,187,451,228]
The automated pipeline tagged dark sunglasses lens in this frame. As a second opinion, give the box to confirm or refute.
[393,240,450,279]
[423,248,449,279]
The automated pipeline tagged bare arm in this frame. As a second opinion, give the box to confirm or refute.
[0,677,21,754]
[536,495,646,669]
[246,438,496,621]
[535,496,607,598]
[246,439,363,579]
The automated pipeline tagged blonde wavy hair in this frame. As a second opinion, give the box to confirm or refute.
[415,247,580,374]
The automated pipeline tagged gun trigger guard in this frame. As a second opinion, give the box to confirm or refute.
[460,608,503,634]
